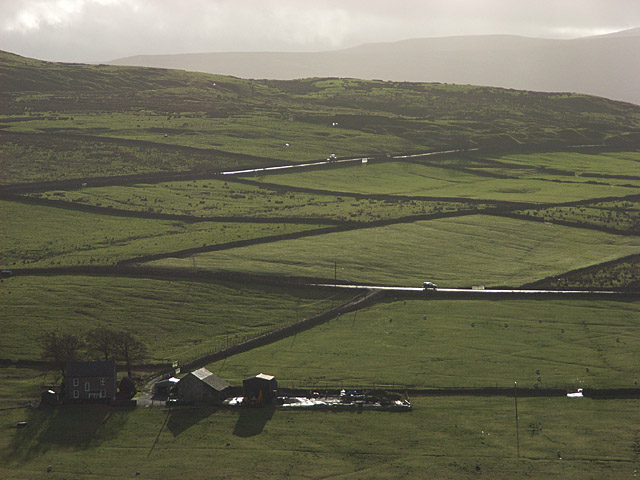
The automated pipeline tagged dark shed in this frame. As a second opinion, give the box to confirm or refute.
[154,377,179,397]
[243,373,277,405]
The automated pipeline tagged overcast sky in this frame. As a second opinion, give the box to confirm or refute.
[1,0,639,63]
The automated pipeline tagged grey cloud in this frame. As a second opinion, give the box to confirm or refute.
[1,0,639,62]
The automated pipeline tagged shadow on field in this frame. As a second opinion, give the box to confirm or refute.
[232,406,275,437]
[3,404,130,463]
[166,406,218,437]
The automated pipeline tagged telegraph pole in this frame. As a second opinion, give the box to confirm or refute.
[514,381,520,458]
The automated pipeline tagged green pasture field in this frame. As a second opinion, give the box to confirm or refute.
[0,131,251,185]
[252,159,639,202]
[516,200,640,234]
[0,200,320,267]
[209,298,640,390]
[0,366,49,408]
[3,50,640,478]
[536,256,640,290]
[3,50,640,184]
[2,397,639,479]
[1,112,415,165]
[33,179,485,222]
[149,215,640,287]
[0,275,349,364]
[257,161,485,196]
[494,150,640,177]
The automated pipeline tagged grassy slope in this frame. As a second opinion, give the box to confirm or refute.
[0,50,639,479]
[517,200,640,235]
[0,131,254,184]
[32,178,483,222]
[496,150,640,176]
[0,276,349,364]
[1,398,639,479]
[150,215,640,287]
[0,200,320,267]
[2,50,640,183]
[532,255,640,290]
[252,155,640,202]
[208,298,640,389]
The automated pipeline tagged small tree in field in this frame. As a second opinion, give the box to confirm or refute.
[114,332,147,378]
[85,327,119,361]
[41,331,84,381]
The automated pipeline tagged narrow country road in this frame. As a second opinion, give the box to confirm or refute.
[219,148,478,176]
[314,284,637,299]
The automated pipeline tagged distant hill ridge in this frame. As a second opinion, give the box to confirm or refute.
[2,47,640,161]
[108,29,640,106]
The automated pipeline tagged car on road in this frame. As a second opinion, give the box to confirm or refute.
[327,153,337,162]
[423,281,438,290]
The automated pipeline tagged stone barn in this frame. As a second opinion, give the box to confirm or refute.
[243,373,277,405]
[177,368,230,404]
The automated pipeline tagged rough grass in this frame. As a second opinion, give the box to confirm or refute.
[149,215,640,287]
[0,200,320,267]
[0,366,48,408]
[494,150,640,177]
[0,131,251,185]
[1,397,639,479]
[32,179,485,222]
[2,112,413,166]
[0,275,349,364]
[208,298,640,390]
[2,49,640,183]
[516,200,640,234]
[532,255,640,290]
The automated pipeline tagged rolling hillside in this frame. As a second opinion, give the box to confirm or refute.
[2,49,640,184]
[108,29,640,105]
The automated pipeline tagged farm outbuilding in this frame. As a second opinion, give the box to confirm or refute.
[154,377,179,397]
[176,368,230,404]
[243,373,277,405]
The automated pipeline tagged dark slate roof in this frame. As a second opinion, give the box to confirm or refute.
[190,367,230,392]
[66,361,116,378]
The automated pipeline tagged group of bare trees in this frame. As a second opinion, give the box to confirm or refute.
[42,328,147,381]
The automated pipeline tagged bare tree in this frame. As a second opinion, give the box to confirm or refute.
[41,331,84,381]
[85,327,118,361]
[113,332,147,378]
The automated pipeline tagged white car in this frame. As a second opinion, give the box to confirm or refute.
[327,153,337,162]
[423,281,438,290]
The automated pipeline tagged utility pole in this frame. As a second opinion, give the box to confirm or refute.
[514,381,520,458]
[334,261,337,287]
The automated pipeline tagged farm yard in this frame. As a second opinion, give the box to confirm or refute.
[1,48,639,478]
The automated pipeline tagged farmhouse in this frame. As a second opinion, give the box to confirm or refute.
[243,373,278,405]
[65,360,117,401]
[177,367,230,404]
